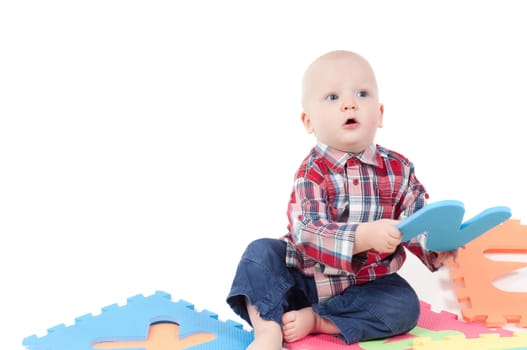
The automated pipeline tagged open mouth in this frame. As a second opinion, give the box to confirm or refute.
[345,118,358,125]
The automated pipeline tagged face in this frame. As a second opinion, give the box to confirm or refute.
[301,51,384,153]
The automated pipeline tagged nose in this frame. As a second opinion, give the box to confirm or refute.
[340,98,357,112]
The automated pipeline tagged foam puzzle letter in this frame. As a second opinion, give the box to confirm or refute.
[397,200,511,251]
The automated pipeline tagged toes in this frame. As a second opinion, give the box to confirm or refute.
[282,311,295,324]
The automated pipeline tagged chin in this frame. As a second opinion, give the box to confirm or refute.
[338,144,368,153]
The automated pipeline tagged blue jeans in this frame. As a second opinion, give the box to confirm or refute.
[226,238,420,344]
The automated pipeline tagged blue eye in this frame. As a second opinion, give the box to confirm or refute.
[326,94,339,101]
[357,90,369,97]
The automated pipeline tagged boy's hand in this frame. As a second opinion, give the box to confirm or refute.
[355,219,402,254]
[433,249,459,269]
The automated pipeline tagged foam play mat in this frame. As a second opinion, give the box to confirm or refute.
[448,219,527,328]
[283,301,522,349]
[23,291,527,349]
[23,291,254,350]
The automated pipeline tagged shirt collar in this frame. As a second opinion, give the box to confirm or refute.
[314,142,379,172]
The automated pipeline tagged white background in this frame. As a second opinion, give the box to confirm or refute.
[1,1,526,349]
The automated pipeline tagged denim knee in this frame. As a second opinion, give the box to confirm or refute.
[313,273,420,343]
[227,238,289,325]
[373,277,420,334]
[241,238,286,268]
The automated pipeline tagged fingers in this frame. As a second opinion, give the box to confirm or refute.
[388,228,402,243]
[384,221,402,239]
[383,223,402,252]
[385,238,401,253]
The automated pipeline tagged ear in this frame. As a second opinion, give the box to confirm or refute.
[377,104,384,128]
[301,112,314,133]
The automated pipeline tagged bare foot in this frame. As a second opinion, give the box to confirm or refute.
[281,307,339,343]
[246,299,283,350]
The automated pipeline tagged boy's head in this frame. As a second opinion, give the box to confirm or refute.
[301,50,384,153]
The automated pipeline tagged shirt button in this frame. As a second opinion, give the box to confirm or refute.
[353,179,359,186]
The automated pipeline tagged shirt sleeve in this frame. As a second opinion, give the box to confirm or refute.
[288,175,361,273]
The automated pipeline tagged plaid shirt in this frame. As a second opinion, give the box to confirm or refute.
[281,142,438,302]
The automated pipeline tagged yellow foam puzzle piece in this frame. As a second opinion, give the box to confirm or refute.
[412,333,527,350]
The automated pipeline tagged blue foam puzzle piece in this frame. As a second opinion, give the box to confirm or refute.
[397,200,512,251]
[23,291,254,350]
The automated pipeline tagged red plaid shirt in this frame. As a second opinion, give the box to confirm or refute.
[281,143,438,301]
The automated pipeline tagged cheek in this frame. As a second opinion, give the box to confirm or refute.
[366,112,383,128]
[365,117,381,130]
[309,116,325,132]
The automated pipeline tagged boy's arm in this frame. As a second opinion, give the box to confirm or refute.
[288,176,358,272]
[289,176,401,272]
